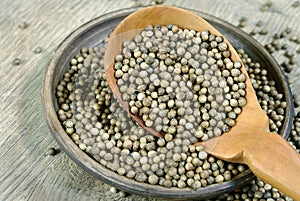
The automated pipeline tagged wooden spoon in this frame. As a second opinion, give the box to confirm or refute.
[104,5,300,200]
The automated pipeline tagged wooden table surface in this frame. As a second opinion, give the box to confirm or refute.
[1,0,299,200]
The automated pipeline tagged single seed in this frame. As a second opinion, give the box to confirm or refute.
[18,21,29,29]
[12,58,21,65]
[148,174,159,184]
[45,147,57,156]
[259,29,268,35]
[33,47,43,54]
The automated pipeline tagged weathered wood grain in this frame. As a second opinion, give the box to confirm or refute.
[0,0,299,200]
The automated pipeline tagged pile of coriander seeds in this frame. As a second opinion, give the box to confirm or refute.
[55,33,287,192]
[114,24,247,141]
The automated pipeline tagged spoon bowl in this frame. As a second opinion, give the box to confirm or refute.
[104,5,300,200]
[104,5,254,137]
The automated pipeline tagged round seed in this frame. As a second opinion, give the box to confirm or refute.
[148,174,159,184]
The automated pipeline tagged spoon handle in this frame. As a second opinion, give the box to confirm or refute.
[244,131,300,200]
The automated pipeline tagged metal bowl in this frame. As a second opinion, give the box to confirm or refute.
[43,7,294,200]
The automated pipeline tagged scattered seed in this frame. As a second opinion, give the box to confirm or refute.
[285,27,292,34]
[249,30,256,36]
[150,0,164,5]
[292,1,300,8]
[260,5,269,12]
[45,147,57,156]
[256,20,263,27]
[118,190,127,198]
[33,47,43,54]
[110,187,118,193]
[18,21,29,29]
[238,17,247,28]
[259,29,268,35]
[12,58,21,66]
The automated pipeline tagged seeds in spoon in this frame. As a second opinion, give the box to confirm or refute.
[113,24,247,141]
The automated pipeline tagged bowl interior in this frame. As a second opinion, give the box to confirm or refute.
[43,7,294,201]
